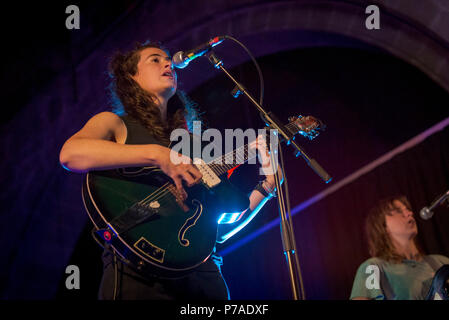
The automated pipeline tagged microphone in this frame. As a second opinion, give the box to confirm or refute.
[419,190,449,220]
[172,36,225,69]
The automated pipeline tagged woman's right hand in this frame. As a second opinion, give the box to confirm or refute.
[152,145,203,200]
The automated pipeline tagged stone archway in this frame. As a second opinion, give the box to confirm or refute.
[154,0,449,93]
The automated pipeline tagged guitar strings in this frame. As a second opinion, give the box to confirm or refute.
[146,136,272,205]
[137,144,258,207]
[135,123,306,207]
[138,181,171,205]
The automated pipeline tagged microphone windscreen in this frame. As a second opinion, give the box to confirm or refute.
[419,207,433,220]
[172,51,188,69]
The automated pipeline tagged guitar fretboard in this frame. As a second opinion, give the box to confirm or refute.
[206,122,299,176]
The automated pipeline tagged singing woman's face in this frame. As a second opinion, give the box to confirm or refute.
[385,200,418,240]
[132,47,177,100]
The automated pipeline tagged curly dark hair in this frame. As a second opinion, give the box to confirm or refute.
[108,41,201,144]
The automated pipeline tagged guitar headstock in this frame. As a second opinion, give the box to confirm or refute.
[287,115,326,140]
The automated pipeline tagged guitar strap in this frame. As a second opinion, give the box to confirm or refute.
[423,255,441,273]
[423,255,449,300]
[379,257,448,300]
[378,262,395,300]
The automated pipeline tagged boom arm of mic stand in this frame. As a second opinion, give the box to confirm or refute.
[206,51,332,183]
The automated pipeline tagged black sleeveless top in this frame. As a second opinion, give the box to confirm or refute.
[119,114,168,146]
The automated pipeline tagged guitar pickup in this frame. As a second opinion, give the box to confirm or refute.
[194,158,221,188]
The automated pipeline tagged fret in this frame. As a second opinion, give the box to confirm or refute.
[208,142,258,176]
[285,122,297,133]
[203,117,311,176]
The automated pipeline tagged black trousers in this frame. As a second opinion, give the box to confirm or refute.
[98,248,230,300]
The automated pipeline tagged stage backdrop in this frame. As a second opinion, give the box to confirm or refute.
[2,22,449,300]
[54,45,449,300]
[217,125,449,299]
[189,46,449,299]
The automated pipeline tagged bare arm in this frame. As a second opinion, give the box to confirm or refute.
[60,138,166,172]
[216,135,283,243]
[59,111,202,196]
[216,187,272,243]
[59,112,161,172]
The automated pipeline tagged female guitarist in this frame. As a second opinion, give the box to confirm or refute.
[59,42,281,300]
[350,196,449,300]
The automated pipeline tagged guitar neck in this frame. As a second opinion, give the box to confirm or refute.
[206,123,297,176]
[207,143,256,176]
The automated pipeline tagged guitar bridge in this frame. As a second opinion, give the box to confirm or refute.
[194,158,221,188]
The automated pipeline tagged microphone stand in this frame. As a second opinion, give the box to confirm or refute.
[205,51,332,299]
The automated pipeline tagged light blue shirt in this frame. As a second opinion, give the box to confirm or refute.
[350,254,449,300]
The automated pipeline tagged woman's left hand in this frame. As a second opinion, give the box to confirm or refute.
[249,134,282,185]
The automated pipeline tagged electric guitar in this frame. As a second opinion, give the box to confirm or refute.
[82,115,324,276]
